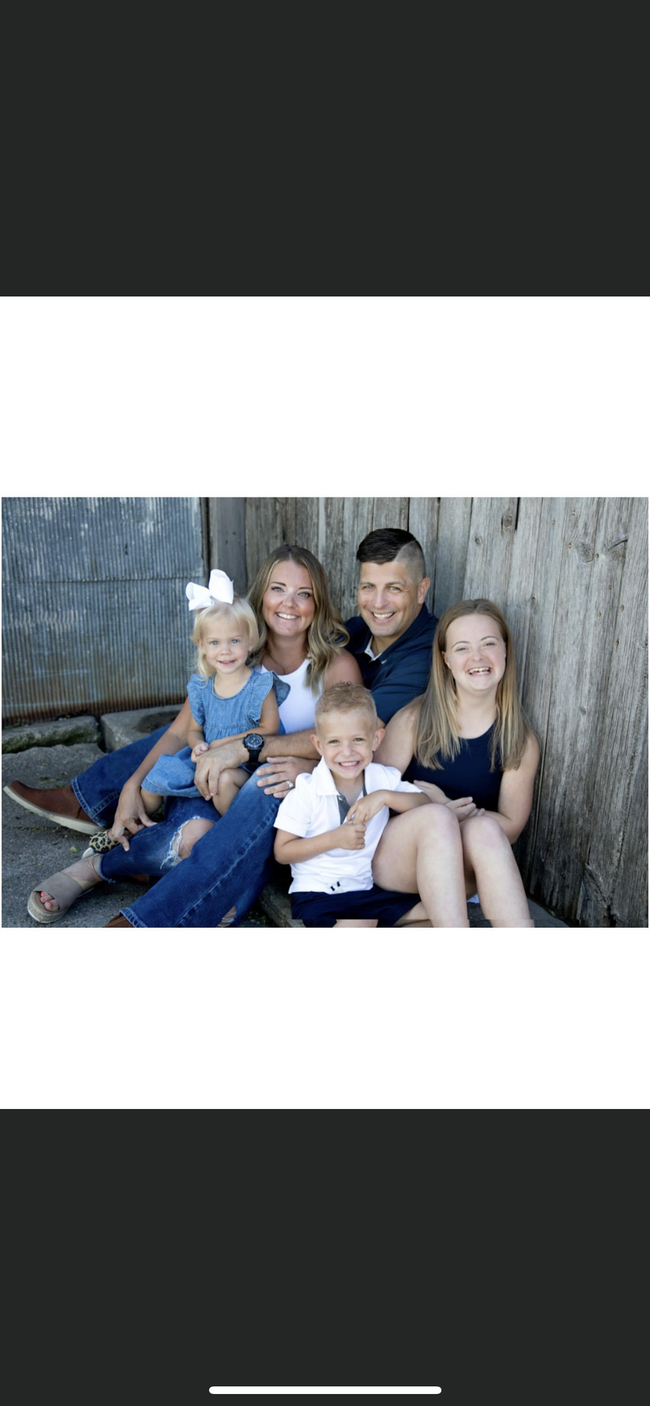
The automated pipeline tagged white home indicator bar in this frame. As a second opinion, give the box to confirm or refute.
[209,1390,442,1397]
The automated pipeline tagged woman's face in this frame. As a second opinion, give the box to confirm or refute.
[262,560,316,641]
[442,612,507,697]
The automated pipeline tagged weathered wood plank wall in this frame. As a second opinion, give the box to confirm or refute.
[209,496,648,928]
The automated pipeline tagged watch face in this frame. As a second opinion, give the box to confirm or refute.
[244,733,263,751]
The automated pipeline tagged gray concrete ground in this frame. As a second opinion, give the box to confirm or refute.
[2,741,270,928]
[3,735,566,930]
[3,744,149,928]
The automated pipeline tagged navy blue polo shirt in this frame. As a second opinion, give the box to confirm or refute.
[344,605,437,724]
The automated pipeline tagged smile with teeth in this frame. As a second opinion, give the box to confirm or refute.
[372,610,394,619]
[277,612,299,619]
[468,667,491,674]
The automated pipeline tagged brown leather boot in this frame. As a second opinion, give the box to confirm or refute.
[104,914,133,927]
[4,781,98,834]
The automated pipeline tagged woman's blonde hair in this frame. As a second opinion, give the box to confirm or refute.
[412,598,531,771]
[246,545,349,694]
[191,597,260,680]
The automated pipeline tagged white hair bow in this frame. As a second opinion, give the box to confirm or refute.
[186,569,235,611]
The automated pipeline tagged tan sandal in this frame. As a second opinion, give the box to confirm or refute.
[27,854,102,925]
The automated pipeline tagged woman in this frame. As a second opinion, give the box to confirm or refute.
[373,598,539,928]
[30,546,362,924]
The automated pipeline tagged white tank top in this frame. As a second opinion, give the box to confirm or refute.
[259,658,320,733]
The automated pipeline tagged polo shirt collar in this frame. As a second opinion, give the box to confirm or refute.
[360,604,432,661]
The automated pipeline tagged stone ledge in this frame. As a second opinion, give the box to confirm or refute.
[257,884,566,927]
[2,715,100,754]
[101,705,183,751]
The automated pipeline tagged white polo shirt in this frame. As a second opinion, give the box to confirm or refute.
[274,758,420,895]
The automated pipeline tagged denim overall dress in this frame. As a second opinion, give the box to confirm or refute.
[141,669,290,800]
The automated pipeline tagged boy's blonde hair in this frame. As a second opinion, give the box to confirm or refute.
[191,598,260,680]
[314,683,378,731]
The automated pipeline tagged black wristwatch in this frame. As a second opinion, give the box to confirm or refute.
[243,732,264,769]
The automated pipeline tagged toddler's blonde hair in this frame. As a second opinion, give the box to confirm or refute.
[191,598,260,680]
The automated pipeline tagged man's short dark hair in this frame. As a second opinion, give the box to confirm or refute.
[356,528,427,583]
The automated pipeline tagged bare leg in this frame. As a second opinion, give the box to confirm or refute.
[141,788,164,816]
[334,919,378,927]
[394,901,431,927]
[373,805,469,927]
[461,816,534,927]
[212,768,247,817]
[173,816,214,858]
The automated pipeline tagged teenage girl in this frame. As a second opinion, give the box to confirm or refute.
[374,598,540,927]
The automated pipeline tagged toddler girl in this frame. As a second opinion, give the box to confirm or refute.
[141,570,288,817]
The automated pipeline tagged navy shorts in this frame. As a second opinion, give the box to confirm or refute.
[291,884,421,928]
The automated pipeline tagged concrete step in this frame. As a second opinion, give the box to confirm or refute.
[100,705,184,751]
[257,880,567,927]
[2,715,100,754]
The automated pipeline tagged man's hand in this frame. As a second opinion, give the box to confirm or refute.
[194,748,233,800]
[109,780,157,851]
[347,792,388,825]
[256,756,317,797]
[334,820,367,850]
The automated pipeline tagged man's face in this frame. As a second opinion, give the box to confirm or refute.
[357,559,430,650]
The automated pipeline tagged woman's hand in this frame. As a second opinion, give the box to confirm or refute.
[413,780,484,820]
[109,780,157,851]
[190,741,209,763]
[256,756,317,797]
[347,793,388,825]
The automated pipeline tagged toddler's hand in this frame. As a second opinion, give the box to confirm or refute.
[191,741,209,763]
[336,820,367,850]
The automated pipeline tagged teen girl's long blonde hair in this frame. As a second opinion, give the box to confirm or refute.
[247,545,349,694]
[412,598,531,771]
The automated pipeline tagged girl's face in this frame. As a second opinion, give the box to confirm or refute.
[442,613,507,697]
[200,622,249,676]
[262,561,316,640]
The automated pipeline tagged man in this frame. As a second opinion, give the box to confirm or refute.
[7,529,437,927]
[346,526,437,725]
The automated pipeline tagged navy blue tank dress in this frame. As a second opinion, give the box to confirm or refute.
[403,723,503,810]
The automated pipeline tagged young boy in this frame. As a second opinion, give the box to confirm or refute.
[273,683,431,927]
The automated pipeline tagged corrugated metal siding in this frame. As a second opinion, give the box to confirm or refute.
[2,497,204,722]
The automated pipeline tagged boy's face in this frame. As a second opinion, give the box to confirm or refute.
[311,708,384,783]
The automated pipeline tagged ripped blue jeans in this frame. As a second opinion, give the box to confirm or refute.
[97,780,281,927]
[71,724,282,927]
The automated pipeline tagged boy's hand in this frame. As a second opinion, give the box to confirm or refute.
[335,820,367,850]
[347,792,387,825]
[190,741,209,763]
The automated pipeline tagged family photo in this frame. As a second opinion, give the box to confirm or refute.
[2,494,647,929]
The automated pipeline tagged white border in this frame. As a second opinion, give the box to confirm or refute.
[1,296,648,1110]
